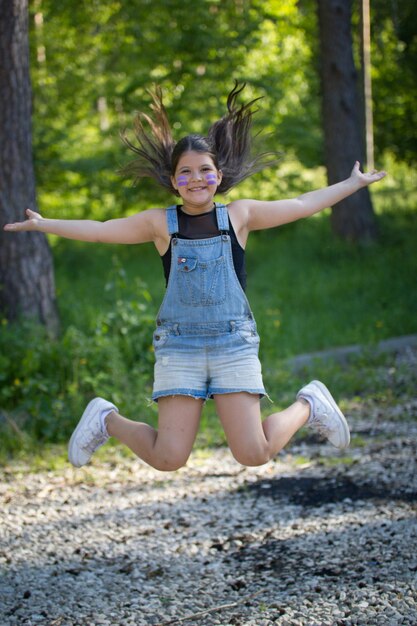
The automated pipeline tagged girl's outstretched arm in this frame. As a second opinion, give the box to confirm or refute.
[3,208,166,246]
[232,162,386,235]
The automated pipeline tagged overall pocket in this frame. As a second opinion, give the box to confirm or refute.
[177,255,226,306]
[236,320,260,346]
[152,328,170,350]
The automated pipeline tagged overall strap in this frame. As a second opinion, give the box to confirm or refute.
[215,203,229,234]
[166,205,179,236]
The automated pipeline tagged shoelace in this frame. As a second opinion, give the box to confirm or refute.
[309,406,334,435]
[310,420,332,437]
[81,430,108,453]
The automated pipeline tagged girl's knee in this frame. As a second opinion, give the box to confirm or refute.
[230,442,270,467]
[153,447,190,472]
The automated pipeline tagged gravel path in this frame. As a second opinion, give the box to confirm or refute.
[1,394,416,625]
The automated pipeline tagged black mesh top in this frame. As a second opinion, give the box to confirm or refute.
[160,206,247,290]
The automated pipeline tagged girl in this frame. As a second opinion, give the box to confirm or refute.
[4,83,386,471]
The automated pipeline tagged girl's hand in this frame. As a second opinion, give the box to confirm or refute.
[3,208,42,232]
[350,161,387,187]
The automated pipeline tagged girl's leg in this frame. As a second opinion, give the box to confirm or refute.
[106,396,204,471]
[214,392,309,467]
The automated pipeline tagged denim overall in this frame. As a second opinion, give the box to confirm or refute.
[151,203,266,401]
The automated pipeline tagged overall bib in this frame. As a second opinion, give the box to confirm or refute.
[152,203,266,401]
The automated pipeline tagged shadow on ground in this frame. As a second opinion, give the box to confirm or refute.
[245,474,417,506]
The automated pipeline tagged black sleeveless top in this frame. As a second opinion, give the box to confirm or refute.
[161,206,247,290]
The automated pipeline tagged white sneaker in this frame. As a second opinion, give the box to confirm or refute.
[68,397,118,467]
[297,380,350,449]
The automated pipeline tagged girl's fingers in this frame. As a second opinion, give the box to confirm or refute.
[4,208,42,231]
[26,208,40,218]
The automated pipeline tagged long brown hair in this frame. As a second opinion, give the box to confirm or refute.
[120,81,279,195]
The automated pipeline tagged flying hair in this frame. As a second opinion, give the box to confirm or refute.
[120,86,175,191]
[120,81,280,195]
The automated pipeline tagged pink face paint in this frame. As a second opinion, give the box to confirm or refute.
[177,175,188,187]
[205,173,218,185]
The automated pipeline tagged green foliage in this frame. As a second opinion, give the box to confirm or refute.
[3,2,416,459]
[29,0,319,220]
[28,0,416,228]
[2,155,417,460]
[371,0,417,163]
[0,259,156,459]
[28,0,417,228]
[229,156,417,365]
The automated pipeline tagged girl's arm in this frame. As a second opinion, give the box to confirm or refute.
[232,162,386,235]
[3,208,166,245]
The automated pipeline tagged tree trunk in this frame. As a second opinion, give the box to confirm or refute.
[317,0,377,243]
[0,0,59,335]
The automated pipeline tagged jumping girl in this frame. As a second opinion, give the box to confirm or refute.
[4,83,386,471]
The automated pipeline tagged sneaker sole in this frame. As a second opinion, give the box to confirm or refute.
[68,398,103,467]
[310,380,351,449]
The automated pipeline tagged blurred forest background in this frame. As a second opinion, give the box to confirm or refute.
[0,0,416,457]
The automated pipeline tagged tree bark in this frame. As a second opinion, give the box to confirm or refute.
[0,0,59,335]
[317,0,377,242]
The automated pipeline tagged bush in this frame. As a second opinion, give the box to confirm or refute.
[0,265,156,458]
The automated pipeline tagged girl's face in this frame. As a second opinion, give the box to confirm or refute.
[171,151,222,212]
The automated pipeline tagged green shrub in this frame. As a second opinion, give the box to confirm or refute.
[0,264,156,458]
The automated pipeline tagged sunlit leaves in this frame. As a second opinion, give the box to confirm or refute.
[28,0,415,221]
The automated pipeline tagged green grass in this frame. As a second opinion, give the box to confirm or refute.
[46,206,417,456]
[1,158,417,461]
[52,154,417,361]
[53,199,417,362]
[248,211,416,360]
